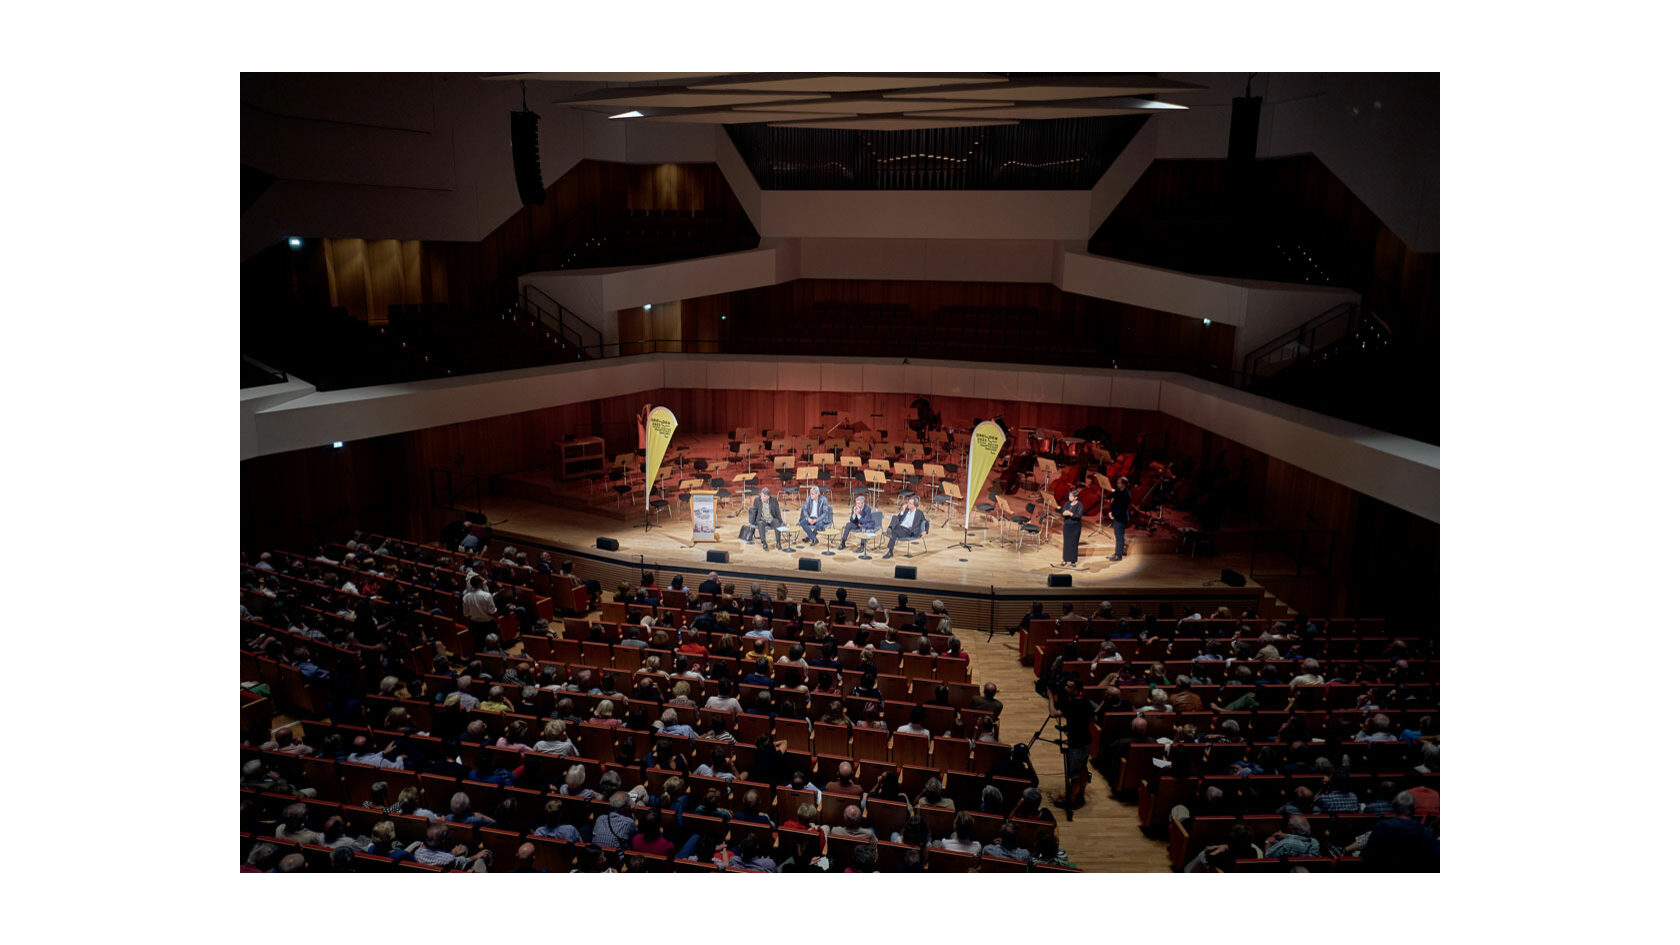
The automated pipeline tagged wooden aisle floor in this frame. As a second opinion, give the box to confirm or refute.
[959,625,1170,871]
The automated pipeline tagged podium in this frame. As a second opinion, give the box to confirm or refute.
[689,490,718,542]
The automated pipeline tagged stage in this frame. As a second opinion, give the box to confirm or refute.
[480,434,1293,621]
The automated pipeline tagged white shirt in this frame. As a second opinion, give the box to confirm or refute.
[896,723,930,737]
[900,508,919,529]
[462,588,497,622]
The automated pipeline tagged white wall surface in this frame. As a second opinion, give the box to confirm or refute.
[518,240,1355,362]
[246,354,1438,522]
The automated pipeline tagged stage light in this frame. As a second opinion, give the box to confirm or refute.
[287,237,302,249]
[1202,318,1212,326]
[721,315,728,321]
[610,110,643,119]
[643,304,652,311]
[332,441,344,449]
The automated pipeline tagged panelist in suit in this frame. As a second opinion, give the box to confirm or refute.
[1058,493,1084,569]
[1107,477,1132,562]
[746,486,787,551]
[838,494,876,551]
[883,495,929,559]
[796,485,833,545]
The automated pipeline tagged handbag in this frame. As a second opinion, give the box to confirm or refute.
[737,525,756,541]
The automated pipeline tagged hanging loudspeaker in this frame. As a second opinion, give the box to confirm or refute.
[510,110,546,207]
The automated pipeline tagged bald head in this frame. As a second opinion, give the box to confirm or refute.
[843,804,863,828]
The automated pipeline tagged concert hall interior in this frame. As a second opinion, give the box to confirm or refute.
[240,71,1440,874]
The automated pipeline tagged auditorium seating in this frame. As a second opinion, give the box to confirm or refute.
[243,527,1433,873]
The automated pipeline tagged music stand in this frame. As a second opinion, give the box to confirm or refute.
[1091,472,1114,539]
[732,472,758,517]
[863,469,888,508]
[892,461,917,495]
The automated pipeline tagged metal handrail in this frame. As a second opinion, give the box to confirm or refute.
[1240,302,1371,387]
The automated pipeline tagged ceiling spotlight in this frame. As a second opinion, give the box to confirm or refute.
[643,303,652,311]
[1202,318,1212,326]
[332,441,344,449]
[610,110,644,120]
[287,237,303,249]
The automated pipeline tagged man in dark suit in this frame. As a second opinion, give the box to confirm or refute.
[746,486,786,551]
[838,495,876,551]
[1058,493,1084,568]
[795,485,833,545]
[698,571,722,595]
[883,495,929,559]
[1107,477,1132,562]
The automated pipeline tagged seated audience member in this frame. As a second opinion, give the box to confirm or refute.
[981,821,1031,862]
[533,720,577,757]
[408,823,491,871]
[591,792,638,848]
[532,800,582,842]
[274,803,323,846]
[630,813,677,857]
[830,804,876,840]
[1359,791,1440,871]
[1262,815,1321,859]
[734,789,773,826]
[917,776,955,811]
[824,761,864,796]
[939,812,983,855]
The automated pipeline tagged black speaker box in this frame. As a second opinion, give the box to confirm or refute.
[894,565,917,580]
[1220,569,1247,587]
[1228,96,1262,162]
[1048,573,1072,587]
[706,549,730,564]
[510,110,546,206]
[596,537,619,552]
[798,557,821,572]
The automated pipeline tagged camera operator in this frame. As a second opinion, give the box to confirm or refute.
[1046,675,1096,810]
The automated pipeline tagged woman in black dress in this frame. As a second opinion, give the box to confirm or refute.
[1059,495,1084,568]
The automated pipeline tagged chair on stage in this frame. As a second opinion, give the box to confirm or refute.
[933,479,962,529]
[853,506,884,560]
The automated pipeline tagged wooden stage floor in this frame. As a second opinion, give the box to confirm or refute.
[482,490,1268,601]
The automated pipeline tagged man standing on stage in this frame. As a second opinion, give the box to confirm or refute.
[797,485,832,546]
[1058,492,1084,569]
[746,486,786,551]
[1107,477,1132,562]
[883,495,927,560]
[838,494,875,551]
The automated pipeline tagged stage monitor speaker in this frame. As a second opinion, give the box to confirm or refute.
[706,550,730,564]
[798,557,821,572]
[894,565,917,580]
[510,110,546,207]
[1220,569,1247,587]
[596,537,619,552]
[1048,573,1072,587]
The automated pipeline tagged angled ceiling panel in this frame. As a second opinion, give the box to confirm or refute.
[557,91,830,107]
[766,117,1019,130]
[906,105,1159,119]
[734,99,1010,115]
[647,110,856,123]
[692,74,1005,93]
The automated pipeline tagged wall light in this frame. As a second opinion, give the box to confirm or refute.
[288,237,303,249]
[610,110,644,120]
[643,303,652,311]
[332,441,344,449]
[1202,318,1212,326]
